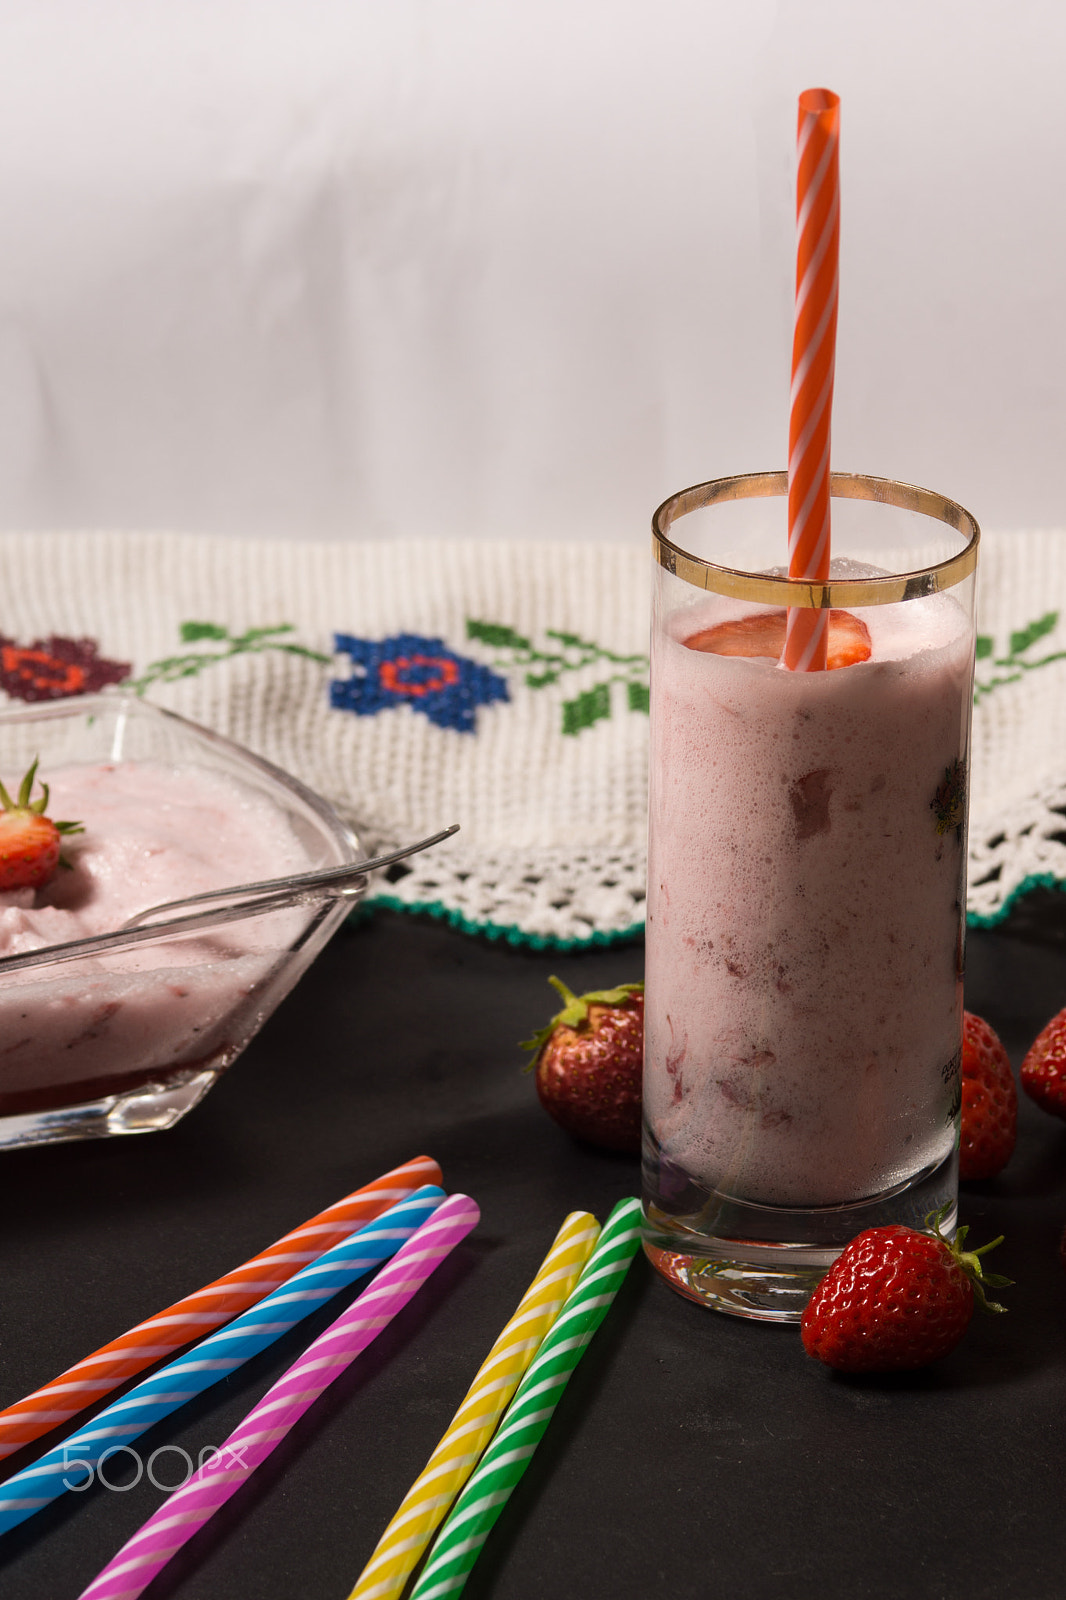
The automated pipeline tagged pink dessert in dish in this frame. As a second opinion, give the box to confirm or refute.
[0,696,359,1147]
[0,761,311,960]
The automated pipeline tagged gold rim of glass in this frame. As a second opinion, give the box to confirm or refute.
[652,471,980,607]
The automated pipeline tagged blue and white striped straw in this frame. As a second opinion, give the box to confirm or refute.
[0,1184,445,1537]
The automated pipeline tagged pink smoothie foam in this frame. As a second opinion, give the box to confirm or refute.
[0,761,315,1109]
[644,589,972,1209]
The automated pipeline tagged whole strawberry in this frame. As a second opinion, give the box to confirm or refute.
[959,1010,1017,1179]
[522,977,644,1153]
[1020,1007,1066,1120]
[801,1209,1009,1372]
[0,758,83,891]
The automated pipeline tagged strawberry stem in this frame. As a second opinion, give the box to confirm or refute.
[547,975,579,1011]
[924,1205,1011,1314]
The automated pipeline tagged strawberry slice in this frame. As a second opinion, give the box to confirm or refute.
[685,608,872,670]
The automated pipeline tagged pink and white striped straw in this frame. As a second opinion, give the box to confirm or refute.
[75,1193,480,1600]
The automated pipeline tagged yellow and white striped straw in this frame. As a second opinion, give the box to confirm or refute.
[347,1210,600,1600]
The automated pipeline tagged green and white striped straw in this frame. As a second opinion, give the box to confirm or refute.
[408,1196,642,1600]
[347,1211,600,1600]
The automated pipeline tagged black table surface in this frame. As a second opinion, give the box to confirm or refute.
[1,902,1065,1600]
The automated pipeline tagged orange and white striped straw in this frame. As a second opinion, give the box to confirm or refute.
[784,87,841,673]
[0,1154,441,1461]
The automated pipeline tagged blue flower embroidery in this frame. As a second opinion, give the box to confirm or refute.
[331,632,510,733]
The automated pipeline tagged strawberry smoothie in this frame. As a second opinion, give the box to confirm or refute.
[643,587,973,1216]
[0,761,315,1113]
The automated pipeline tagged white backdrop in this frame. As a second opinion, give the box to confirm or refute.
[0,0,1062,542]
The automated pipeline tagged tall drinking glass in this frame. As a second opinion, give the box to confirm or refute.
[642,472,979,1322]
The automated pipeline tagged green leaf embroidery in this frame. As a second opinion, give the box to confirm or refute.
[239,624,299,643]
[180,621,230,643]
[130,621,330,695]
[1009,611,1059,656]
[467,616,649,734]
[974,610,1066,703]
[273,641,336,661]
[544,628,646,666]
[562,683,612,735]
[466,621,532,652]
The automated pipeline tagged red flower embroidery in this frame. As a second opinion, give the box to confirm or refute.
[0,636,131,702]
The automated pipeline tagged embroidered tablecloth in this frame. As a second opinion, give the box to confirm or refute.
[0,529,1061,946]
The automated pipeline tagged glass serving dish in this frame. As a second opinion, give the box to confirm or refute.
[0,694,362,1149]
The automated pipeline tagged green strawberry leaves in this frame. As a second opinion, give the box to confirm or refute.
[0,756,83,835]
[519,975,645,1064]
[926,1204,1011,1314]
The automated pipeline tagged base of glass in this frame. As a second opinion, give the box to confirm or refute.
[642,1147,958,1323]
[643,1242,835,1322]
[0,1068,220,1149]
